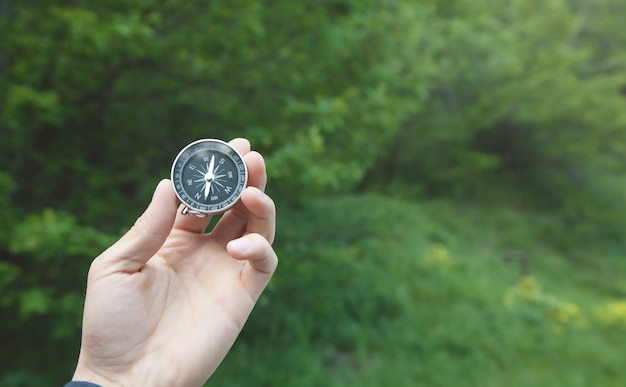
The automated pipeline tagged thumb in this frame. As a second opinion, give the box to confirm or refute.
[94,179,178,274]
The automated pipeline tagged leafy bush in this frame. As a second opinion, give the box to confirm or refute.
[210,195,626,386]
[0,208,114,383]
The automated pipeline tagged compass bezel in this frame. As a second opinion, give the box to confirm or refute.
[170,139,248,215]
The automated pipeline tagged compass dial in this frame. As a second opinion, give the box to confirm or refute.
[171,139,248,215]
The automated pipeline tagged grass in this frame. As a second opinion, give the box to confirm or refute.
[207,194,626,386]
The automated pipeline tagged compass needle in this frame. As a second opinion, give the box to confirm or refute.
[208,155,215,175]
[204,180,211,200]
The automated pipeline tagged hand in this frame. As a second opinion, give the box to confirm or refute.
[71,138,277,387]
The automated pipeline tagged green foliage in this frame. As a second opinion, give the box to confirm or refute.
[2,0,626,384]
[9,208,115,260]
[1,0,428,217]
[0,208,114,382]
[504,276,587,334]
[365,0,626,209]
[210,196,626,386]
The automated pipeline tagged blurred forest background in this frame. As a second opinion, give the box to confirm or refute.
[2,0,626,385]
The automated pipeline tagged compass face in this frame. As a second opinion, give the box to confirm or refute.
[171,139,248,215]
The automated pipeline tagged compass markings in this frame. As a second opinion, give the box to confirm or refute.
[187,155,235,201]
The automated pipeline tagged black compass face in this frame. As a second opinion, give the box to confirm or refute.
[171,139,248,215]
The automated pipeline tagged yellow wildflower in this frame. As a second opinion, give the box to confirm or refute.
[422,243,454,269]
[595,301,626,328]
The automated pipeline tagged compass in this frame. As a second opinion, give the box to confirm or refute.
[171,139,248,216]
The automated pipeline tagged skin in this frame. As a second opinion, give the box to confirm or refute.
[71,138,278,387]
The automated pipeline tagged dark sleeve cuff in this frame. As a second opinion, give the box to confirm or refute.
[64,382,103,387]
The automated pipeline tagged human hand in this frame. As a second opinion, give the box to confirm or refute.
[71,138,277,387]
